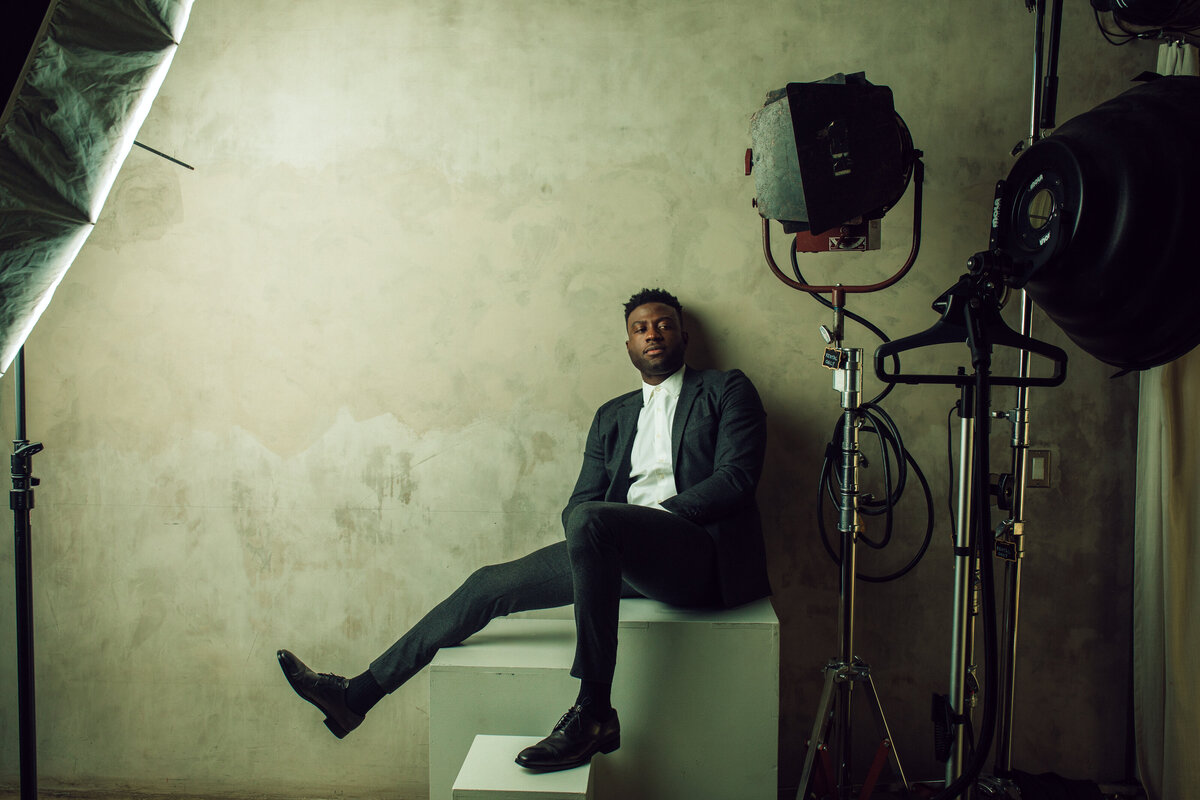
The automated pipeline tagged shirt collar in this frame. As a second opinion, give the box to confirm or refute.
[641,365,686,405]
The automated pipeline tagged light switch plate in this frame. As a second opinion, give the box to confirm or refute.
[1027,448,1052,488]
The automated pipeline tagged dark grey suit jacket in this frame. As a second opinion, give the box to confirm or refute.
[562,366,770,607]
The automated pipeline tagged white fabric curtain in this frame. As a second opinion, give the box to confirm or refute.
[1134,344,1200,800]
[1157,40,1200,77]
[1132,46,1200,800]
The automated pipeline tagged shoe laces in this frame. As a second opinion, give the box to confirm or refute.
[552,704,585,733]
[315,671,348,688]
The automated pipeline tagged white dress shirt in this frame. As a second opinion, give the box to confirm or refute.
[626,366,685,511]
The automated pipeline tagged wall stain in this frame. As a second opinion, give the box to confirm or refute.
[362,446,416,507]
[231,477,279,580]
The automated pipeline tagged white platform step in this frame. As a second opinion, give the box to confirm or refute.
[429,597,778,800]
[452,734,594,800]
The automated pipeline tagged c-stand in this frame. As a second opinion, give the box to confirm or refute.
[875,255,1066,799]
[758,155,925,800]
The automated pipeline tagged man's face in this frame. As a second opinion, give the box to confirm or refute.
[625,302,688,385]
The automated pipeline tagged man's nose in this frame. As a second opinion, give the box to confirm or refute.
[645,327,662,340]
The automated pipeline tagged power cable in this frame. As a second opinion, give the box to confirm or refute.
[791,250,936,583]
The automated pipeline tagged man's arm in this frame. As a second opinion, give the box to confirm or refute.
[561,408,612,530]
[660,370,766,526]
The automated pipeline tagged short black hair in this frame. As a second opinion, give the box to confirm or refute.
[624,288,683,322]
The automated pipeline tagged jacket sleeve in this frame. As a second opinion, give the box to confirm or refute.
[660,370,766,525]
[561,407,611,531]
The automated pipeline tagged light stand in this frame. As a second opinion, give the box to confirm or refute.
[943,377,979,788]
[875,258,1068,800]
[934,3,1067,789]
[756,154,924,800]
[796,340,908,800]
[991,0,1065,778]
[10,346,43,800]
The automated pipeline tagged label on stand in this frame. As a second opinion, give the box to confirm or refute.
[995,537,1017,562]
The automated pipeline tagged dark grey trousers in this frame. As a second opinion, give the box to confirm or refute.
[368,501,721,692]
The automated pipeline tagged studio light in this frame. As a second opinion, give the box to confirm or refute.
[1091,0,1200,29]
[749,72,927,800]
[749,73,915,249]
[997,75,1200,372]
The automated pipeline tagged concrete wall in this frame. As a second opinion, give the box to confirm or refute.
[0,1,1148,797]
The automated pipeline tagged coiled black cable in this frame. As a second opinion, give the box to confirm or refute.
[816,401,935,582]
[791,237,935,582]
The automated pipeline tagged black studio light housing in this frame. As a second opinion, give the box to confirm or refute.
[1091,0,1200,29]
[749,73,915,236]
[997,75,1200,372]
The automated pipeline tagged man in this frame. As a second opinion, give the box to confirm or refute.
[278,288,769,772]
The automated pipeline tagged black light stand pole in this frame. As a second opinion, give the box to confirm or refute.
[11,346,43,800]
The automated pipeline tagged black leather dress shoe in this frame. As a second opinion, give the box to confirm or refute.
[515,704,620,772]
[276,649,364,739]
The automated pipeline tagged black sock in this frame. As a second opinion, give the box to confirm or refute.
[345,670,386,716]
[576,680,612,716]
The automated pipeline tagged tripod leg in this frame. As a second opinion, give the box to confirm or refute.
[861,672,909,791]
[797,665,839,800]
[858,740,891,800]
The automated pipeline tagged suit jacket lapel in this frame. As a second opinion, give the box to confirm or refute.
[671,367,702,468]
[611,392,643,502]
